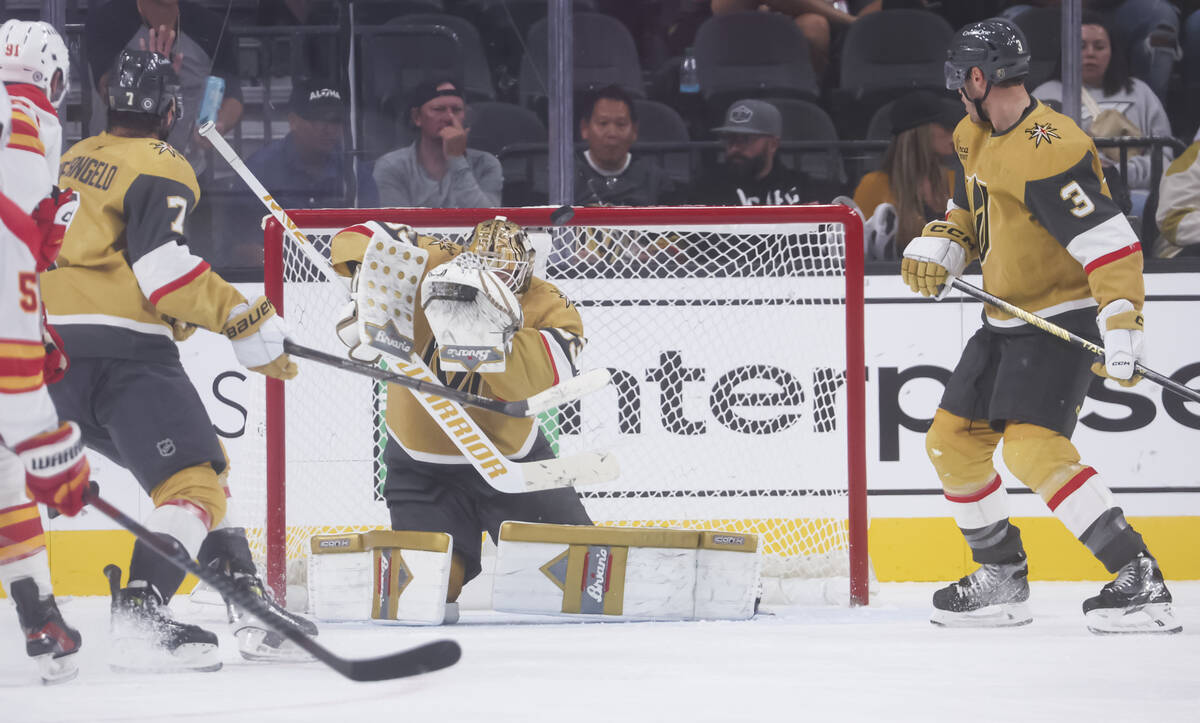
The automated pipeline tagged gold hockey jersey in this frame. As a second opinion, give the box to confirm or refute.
[43,133,245,360]
[948,100,1144,326]
[331,224,585,461]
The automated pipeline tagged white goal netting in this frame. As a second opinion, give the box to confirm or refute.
[234,206,867,605]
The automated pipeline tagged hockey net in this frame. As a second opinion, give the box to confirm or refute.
[238,206,868,606]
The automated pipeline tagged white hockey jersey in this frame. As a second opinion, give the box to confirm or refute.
[1,83,62,213]
[0,189,57,448]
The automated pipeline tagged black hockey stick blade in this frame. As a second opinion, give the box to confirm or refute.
[84,491,461,682]
[286,341,610,416]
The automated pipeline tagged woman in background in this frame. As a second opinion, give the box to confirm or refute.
[853,90,959,258]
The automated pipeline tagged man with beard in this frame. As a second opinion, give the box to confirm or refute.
[689,99,834,206]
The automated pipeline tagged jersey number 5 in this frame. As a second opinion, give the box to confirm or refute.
[1060,181,1096,218]
[18,272,38,312]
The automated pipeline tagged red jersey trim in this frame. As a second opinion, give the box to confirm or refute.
[7,83,58,118]
[148,260,211,305]
[1048,467,1099,511]
[1084,243,1141,274]
[944,474,1003,503]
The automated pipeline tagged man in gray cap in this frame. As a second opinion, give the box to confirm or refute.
[689,99,833,206]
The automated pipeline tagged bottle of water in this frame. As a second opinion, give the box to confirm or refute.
[679,48,700,94]
[197,76,225,128]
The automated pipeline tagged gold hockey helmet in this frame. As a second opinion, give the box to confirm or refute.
[466,216,535,294]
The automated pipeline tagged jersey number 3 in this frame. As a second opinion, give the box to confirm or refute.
[1060,181,1096,218]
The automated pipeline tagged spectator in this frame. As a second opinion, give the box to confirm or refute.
[85,0,243,171]
[1153,128,1200,258]
[853,91,959,258]
[373,78,503,208]
[575,85,680,206]
[710,1,881,78]
[689,99,836,206]
[245,79,376,210]
[1032,12,1174,192]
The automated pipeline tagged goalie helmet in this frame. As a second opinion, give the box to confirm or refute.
[107,50,183,132]
[0,20,70,108]
[465,217,535,294]
[944,17,1029,91]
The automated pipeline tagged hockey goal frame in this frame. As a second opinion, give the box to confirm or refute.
[262,205,869,605]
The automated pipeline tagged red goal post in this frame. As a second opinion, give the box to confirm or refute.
[254,205,869,605]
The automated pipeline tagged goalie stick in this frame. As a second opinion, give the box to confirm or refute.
[82,486,461,682]
[199,122,618,493]
[950,278,1200,404]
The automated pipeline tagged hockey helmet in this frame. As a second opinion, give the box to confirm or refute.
[0,84,11,151]
[107,50,183,130]
[0,20,70,108]
[466,217,535,294]
[944,18,1030,91]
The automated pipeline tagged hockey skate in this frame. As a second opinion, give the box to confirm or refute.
[10,578,81,685]
[1083,552,1181,635]
[223,570,318,662]
[930,560,1032,628]
[106,565,221,673]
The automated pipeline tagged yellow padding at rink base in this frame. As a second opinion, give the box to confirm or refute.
[7,516,1197,596]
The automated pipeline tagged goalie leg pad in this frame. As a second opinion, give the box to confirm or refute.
[307,530,452,625]
[492,522,760,621]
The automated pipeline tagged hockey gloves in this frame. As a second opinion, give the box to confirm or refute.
[422,254,523,373]
[1091,299,1144,387]
[42,320,69,385]
[15,422,90,517]
[901,221,972,300]
[30,187,79,271]
[223,296,298,380]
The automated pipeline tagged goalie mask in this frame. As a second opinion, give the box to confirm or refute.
[466,217,535,294]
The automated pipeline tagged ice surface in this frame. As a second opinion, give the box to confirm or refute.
[2,582,1197,723]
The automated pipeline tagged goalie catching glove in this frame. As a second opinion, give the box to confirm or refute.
[15,422,91,517]
[901,220,973,299]
[421,253,523,373]
[223,296,298,380]
[1091,299,1144,386]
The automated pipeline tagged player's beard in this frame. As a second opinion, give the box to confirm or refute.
[726,153,766,183]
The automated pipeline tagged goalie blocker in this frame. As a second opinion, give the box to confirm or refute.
[308,524,760,623]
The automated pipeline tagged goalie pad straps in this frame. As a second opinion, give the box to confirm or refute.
[492,522,760,621]
[307,530,453,625]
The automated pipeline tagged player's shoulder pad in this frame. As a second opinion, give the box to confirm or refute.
[124,139,201,197]
[1018,102,1097,175]
[6,103,46,157]
[330,223,374,276]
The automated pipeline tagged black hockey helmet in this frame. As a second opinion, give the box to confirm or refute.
[944,18,1030,91]
[107,50,182,126]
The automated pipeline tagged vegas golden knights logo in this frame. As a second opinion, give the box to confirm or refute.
[968,176,992,263]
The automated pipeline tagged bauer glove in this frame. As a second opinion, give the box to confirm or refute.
[15,422,90,517]
[224,296,298,380]
[900,221,972,299]
[1091,299,1144,387]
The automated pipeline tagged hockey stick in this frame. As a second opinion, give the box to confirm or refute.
[84,489,461,681]
[199,122,617,492]
[285,341,611,418]
[950,278,1200,404]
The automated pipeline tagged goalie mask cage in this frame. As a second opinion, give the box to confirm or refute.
[248,205,868,606]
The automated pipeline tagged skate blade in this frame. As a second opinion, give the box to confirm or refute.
[1085,602,1182,635]
[35,652,79,685]
[931,601,1032,628]
[235,628,315,663]
[109,639,223,673]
